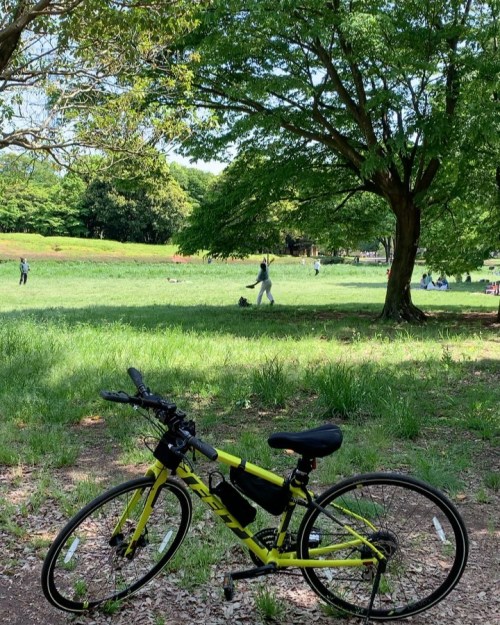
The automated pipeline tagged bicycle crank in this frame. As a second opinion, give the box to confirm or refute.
[249,528,295,566]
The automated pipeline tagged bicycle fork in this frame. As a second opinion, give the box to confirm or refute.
[110,463,170,559]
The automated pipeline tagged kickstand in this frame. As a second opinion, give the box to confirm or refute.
[364,561,386,624]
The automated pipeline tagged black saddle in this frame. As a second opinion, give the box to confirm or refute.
[268,424,342,458]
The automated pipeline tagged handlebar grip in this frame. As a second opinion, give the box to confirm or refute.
[127,367,147,395]
[186,435,218,461]
[100,390,131,403]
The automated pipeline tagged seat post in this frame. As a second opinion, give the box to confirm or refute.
[291,456,315,488]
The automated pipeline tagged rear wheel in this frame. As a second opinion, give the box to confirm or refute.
[297,473,468,620]
[41,476,192,612]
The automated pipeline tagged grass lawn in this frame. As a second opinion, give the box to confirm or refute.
[0,237,499,597]
[0,252,498,465]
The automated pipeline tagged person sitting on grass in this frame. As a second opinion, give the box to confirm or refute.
[485,281,500,295]
[436,275,449,290]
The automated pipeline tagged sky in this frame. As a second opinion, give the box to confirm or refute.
[168,152,226,175]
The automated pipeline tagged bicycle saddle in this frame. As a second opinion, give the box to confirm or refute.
[268,423,342,457]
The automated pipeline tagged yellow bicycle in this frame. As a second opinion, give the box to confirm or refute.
[42,368,468,622]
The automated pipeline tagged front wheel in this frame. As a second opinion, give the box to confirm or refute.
[41,476,192,612]
[297,473,468,621]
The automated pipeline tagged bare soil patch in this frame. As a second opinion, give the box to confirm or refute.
[1,430,498,625]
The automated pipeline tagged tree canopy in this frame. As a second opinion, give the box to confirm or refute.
[1,0,498,321]
[132,0,500,320]
[0,152,215,242]
[0,0,200,161]
[177,147,393,258]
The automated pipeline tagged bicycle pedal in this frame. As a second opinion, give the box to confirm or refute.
[223,573,235,601]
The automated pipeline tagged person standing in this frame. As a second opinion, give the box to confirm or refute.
[19,258,30,285]
[314,258,321,275]
[247,259,275,305]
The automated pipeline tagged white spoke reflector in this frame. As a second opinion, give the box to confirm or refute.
[432,517,446,543]
[64,537,80,563]
[159,530,173,554]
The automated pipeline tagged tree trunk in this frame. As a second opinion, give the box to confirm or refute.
[380,200,426,322]
[379,236,391,263]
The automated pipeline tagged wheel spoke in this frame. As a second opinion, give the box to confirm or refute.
[298,473,467,621]
[42,477,191,612]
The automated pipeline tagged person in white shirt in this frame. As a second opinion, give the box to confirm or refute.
[314,259,321,275]
[247,259,275,305]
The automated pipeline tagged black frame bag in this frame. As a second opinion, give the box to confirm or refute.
[230,466,291,516]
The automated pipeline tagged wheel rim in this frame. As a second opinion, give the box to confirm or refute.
[299,475,467,619]
[45,479,190,611]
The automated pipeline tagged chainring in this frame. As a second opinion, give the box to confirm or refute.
[249,528,296,566]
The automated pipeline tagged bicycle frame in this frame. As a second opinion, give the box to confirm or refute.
[111,448,383,569]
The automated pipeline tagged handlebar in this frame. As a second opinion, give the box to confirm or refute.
[99,389,177,412]
[100,369,218,462]
[179,428,218,461]
[100,391,131,404]
[127,367,148,395]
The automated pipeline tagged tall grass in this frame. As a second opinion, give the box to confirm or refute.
[0,258,497,491]
[306,362,375,419]
[251,357,293,407]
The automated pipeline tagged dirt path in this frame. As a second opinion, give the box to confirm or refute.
[1,506,498,625]
[1,445,498,625]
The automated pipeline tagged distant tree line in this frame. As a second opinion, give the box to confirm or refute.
[0,153,215,244]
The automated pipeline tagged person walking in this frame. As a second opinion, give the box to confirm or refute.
[314,258,321,275]
[247,259,275,305]
[19,258,30,285]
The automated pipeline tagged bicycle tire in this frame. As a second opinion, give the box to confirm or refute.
[297,472,468,621]
[41,476,192,612]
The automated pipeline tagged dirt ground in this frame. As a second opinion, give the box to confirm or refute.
[1,438,499,625]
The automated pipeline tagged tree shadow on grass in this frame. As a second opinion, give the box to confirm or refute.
[0,302,498,342]
[2,354,498,467]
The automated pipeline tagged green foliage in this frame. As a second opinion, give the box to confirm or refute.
[412,454,465,497]
[145,0,499,318]
[169,162,216,209]
[255,586,286,621]
[79,155,191,244]
[101,600,122,615]
[484,472,500,493]
[0,152,214,244]
[251,357,292,408]
[423,200,499,276]
[0,154,83,236]
[381,396,422,441]
[178,148,395,258]
[177,152,287,257]
[0,0,202,157]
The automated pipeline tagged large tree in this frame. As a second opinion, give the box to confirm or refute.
[0,1,199,161]
[142,0,499,320]
[78,155,192,243]
[177,147,393,258]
